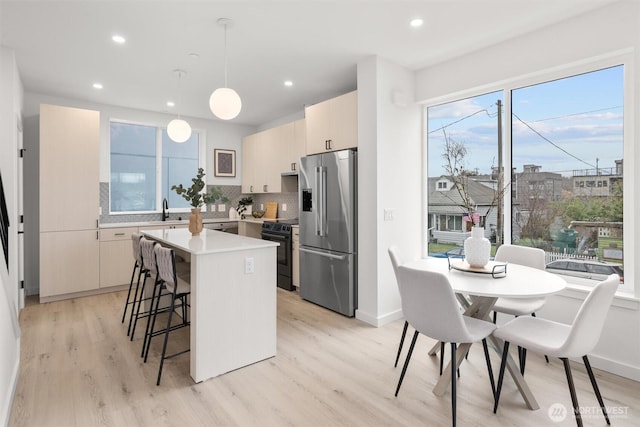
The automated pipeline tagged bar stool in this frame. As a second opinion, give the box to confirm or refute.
[122,233,144,332]
[145,245,191,385]
[130,237,160,340]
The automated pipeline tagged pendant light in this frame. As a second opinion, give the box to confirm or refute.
[167,69,192,143]
[209,18,242,120]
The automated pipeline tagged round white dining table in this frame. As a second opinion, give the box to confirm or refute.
[403,257,567,411]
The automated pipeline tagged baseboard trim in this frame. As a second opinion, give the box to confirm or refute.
[356,308,403,327]
[583,353,640,382]
[1,352,19,427]
[39,284,128,303]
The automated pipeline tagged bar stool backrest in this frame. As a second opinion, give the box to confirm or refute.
[154,245,177,292]
[139,237,159,273]
[131,233,143,265]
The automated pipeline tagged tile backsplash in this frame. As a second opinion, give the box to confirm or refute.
[99,181,299,224]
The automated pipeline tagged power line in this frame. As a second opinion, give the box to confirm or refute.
[512,112,596,169]
[428,106,496,134]
[526,105,623,124]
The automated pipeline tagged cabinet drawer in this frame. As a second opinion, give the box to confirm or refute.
[99,227,138,242]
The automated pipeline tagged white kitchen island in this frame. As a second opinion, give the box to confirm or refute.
[141,228,278,383]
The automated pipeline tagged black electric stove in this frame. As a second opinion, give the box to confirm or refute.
[261,219,298,291]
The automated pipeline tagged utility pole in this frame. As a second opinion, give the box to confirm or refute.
[496,100,503,247]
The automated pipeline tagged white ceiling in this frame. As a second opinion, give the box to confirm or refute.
[1,1,612,126]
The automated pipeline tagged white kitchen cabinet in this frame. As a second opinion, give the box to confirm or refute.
[99,227,137,288]
[305,90,357,155]
[281,119,306,174]
[292,226,300,287]
[241,127,281,194]
[40,230,100,298]
[40,104,100,300]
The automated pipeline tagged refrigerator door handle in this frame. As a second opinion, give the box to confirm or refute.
[315,166,326,237]
[299,247,347,261]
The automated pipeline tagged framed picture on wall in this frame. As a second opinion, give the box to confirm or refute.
[214,149,236,177]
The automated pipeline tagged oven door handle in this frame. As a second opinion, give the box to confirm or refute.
[261,232,290,241]
[299,247,347,261]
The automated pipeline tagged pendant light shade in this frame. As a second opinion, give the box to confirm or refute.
[167,118,192,143]
[209,87,242,120]
[167,69,192,143]
[210,18,242,120]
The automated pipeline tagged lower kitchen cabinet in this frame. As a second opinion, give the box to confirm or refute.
[99,227,137,288]
[40,230,100,299]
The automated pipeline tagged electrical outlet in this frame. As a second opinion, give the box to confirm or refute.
[218,204,226,212]
[282,203,287,211]
[245,257,255,274]
[210,204,216,212]
[260,204,264,210]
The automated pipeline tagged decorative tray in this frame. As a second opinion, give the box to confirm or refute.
[447,259,507,279]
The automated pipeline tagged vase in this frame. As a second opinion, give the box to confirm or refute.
[464,226,491,268]
[189,208,203,236]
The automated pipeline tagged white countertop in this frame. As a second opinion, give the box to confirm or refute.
[141,228,278,255]
[100,218,237,229]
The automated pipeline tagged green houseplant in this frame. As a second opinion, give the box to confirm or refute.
[171,168,229,235]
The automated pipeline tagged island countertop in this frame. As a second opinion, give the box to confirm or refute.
[141,228,279,255]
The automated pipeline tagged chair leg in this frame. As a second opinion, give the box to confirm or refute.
[126,267,145,336]
[394,321,408,368]
[530,313,550,363]
[482,339,496,398]
[440,341,445,375]
[157,292,177,386]
[493,311,497,324]
[131,272,154,341]
[121,262,139,323]
[520,347,527,376]
[144,283,165,363]
[141,280,161,358]
[583,355,610,425]
[451,342,457,427]
[395,330,419,397]
[561,358,583,427]
[493,341,510,414]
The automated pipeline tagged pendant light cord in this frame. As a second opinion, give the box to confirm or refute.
[223,22,228,88]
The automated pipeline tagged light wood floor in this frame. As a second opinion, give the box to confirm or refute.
[9,288,639,426]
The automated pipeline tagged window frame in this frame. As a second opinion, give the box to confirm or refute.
[423,51,634,296]
[108,118,207,215]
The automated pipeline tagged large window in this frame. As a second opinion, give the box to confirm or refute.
[426,63,627,292]
[110,121,200,213]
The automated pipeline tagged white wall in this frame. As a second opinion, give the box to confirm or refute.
[0,46,23,427]
[415,1,640,380]
[22,93,256,187]
[356,56,422,325]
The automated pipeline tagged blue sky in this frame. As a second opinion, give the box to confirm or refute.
[427,65,624,177]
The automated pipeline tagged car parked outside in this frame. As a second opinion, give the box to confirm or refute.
[545,259,623,282]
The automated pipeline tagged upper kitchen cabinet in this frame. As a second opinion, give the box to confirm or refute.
[242,127,282,194]
[40,104,100,232]
[305,90,357,155]
[281,119,306,173]
[40,104,100,300]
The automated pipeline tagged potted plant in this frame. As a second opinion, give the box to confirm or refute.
[171,168,229,235]
[236,196,253,219]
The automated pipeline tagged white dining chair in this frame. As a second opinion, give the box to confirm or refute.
[492,244,548,371]
[493,274,619,427]
[389,246,448,374]
[394,265,496,427]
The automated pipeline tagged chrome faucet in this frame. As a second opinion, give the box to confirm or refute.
[162,198,169,221]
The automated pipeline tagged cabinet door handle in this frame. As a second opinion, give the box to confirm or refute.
[263,184,268,192]
[114,232,125,236]
[96,231,99,240]
[291,162,296,171]
[250,185,254,192]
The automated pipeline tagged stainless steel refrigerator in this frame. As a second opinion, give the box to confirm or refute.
[298,149,357,317]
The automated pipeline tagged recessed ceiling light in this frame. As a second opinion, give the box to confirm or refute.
[284,80,293,87]
[112,34,126,44]
[92,83,103,89]
[410,18,424,28]
[188,53,200,60]
[166,101,175,107]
